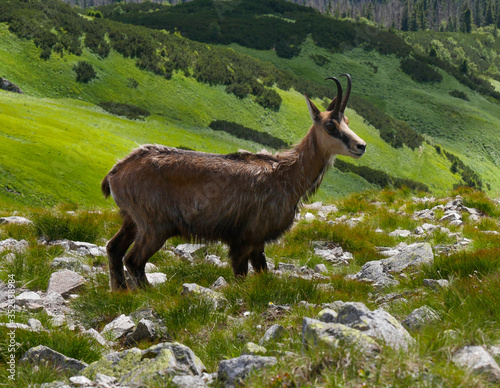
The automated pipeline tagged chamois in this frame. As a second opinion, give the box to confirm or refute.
[101,74,366,291]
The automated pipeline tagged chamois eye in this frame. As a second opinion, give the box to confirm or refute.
[325,121,338,133]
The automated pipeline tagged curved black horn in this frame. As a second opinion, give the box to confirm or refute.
[325,76,342,118]
[339,73,351,113]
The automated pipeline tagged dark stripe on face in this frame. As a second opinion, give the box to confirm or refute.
[326,121,351,149]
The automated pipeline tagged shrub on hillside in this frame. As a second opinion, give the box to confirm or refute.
[310,54,330,67]
[209,120,288,149]
[98,101,150,120]
[256,89,282,111]
[73,61,97,83]
[400,58,443,83]
[449,89,469,100]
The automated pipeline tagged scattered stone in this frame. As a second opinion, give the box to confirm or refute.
[182,283,227,309]
[218,355,277,388]
[47,269,86,298]
[345,260,398,287]
[389,229,412,238]
[413,209,435,220]
[241,342,267,356]
[0,216,32,225]
[304,212,316,222]
[50,314,66,327]
[94,373,117,386]
[69,375,93,386]
[452,345,500,382]
[15,291,41,306]
[83,342,206,386]
[439,211,462,225]
[28,318,43,332]
[204,254,226,267]
[0,237,28,252]
[83,328,108,347]
[0,322,32,331]
[302,318,380,356]
[423,278,450,290]
[171,375,207,388]
[146,272,167,286]
[20,345,88,372]
[336,302,415,351]
[211,276,229,290]
[259,324,286,346]
[402,306,440,330]
[381,243,433,273]
[314,264,328,273]
[174,243,206,257]
[124,318,156,346]
[317,308,337,323]
[51,256,82,271]
[144,262,158,273]
[101,314,135,341]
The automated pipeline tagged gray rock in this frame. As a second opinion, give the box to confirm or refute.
[205,254,226,267]
[172,375,207,388]
[345,260,398,287]
[47,269,86,298]
[336,302,415,351]
[144,262,158,273]
[218,355,277,388]
[382,243,433,273]
[452,345,500,382]
[0,216,32,225]
[182,283,227,309]
[83,342,206,386]
[241,342,267,356]
[94,373,117,387]
[314,264,328,273]
[146,272,167,286]
[101,314,135,341]
[259,324,286,346]
[317,308,338,323]
[83,328,108,347]
[278,262,298,272]
[389,229,412,238]
[413,209,435,220]
[51,256,82,271]
[423,278,450,290]
[16,291,41,306]
[0,237,28,252]
[20,345,88,372]
[174,243,206,256]
[0,322,33,331]
[69,375,93,386]
[211,276,229,290]
[28,318,43,332]
[124,318,156,346]
[402,306,440,330]
[439,211,462,223]
[302,318,380,356]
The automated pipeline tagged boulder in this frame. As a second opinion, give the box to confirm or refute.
[15,291,41,306]
[171,375,207,387]
[302,318,380,356]
[241,342,267,356]
[452,346,500,382]
[47,269,86,298]
[0,77,23,94]
[20,345,87,372]
[174,243,206,256]
[83,342,206,386]
[182,283,227,309]
[124,318,157,346]
[218,355,277,388]
[0,216,32,225]
[423,278,450,291]
[259,324,286,346]
[402,306,440,330]
[317,308,338,323]
[0,238,28,252]
[336,302,415,352]
[101,314,135,341]
[211,276,229,290]
[146,272,167,286]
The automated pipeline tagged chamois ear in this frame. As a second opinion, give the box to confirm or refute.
[326,97,337,112]
[304,94,321,122]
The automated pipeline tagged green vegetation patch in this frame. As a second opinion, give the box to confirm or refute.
[209,120,288,149]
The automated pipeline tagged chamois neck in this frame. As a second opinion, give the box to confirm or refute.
[278,127,333,203]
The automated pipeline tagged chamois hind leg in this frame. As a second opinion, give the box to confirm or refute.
[229,244,254,278]
[249,245,268,273]
[106,214,136,291]
[123,232,168,289]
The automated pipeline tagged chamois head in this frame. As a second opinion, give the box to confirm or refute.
[305,74,366,159]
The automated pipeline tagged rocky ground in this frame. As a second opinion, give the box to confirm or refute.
[1,194,500,387]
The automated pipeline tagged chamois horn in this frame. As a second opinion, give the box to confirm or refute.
[339,73,351,113]
[325,76,342,118]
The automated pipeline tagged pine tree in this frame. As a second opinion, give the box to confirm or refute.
[485,0,495,25]
[462,5,472,32]
[401,0,410,31]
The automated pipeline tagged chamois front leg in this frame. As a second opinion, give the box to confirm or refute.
[228,244,253,278]
[249,245,268,273]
